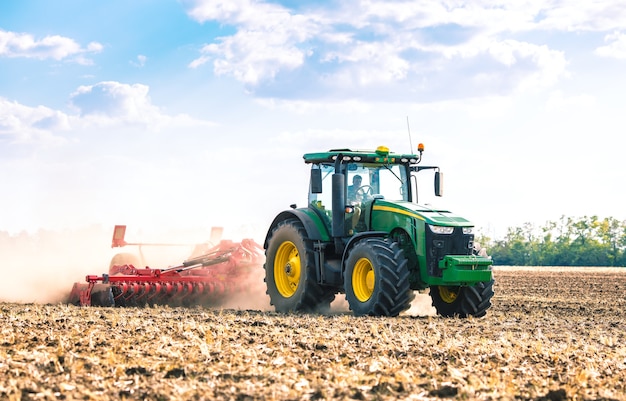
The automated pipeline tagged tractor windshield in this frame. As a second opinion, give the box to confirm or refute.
[346,164,409,204]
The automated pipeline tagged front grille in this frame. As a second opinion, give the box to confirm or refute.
[425,227,474,277]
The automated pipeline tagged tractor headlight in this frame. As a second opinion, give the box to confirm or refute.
[428,224,454,234]
[462,227,474,235]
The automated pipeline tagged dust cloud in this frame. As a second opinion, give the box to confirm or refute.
[328,293,437,316]
[0,225,114,303]
[217,266,272,311]
[404,292,438,317]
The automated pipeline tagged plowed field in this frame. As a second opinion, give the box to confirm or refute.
[1,266,625,400]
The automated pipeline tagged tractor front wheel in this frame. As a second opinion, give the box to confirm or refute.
[430,280,494,318]
[430,242,495,318]
[344,238,414,316]
[264,219,334,313]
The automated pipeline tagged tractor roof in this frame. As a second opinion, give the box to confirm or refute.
[303,146,421,165]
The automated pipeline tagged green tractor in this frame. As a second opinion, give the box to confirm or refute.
[263,145,494,317]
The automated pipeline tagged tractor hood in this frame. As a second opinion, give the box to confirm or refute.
[372,200,474,227]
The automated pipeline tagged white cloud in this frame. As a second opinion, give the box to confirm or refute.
[187,0,316,85]
[191,30,309,85]
[493,40,568,91]
[69,81,217,130]
[595,31,626,59]
[0,97,69,143]
[533,1,626,31]
[131,54,147,67]
[322,40,410,85]
[0,82,216,144]
[70,82,159,121]
[183,0,583,99]
[0,29,102,62]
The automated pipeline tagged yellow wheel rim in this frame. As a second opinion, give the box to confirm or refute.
[274,241,301,298]
[353,258,375,302]
[438,286,459,303]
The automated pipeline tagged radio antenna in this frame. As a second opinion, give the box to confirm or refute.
[406,116,414,153]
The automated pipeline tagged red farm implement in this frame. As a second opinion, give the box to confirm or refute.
[68,225,264,307]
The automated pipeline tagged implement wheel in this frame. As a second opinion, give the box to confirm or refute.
[344,238,414,317]
[264,219,334,313]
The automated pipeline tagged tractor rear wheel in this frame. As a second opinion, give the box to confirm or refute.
[264,219,334,313]
[344,238,414,316]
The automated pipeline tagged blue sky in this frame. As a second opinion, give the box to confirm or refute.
[1,0,626,241]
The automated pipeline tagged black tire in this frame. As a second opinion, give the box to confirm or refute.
[264,219,334,313]
[91,286,115,307]
[344,238,414,317]
[430,280,494,318]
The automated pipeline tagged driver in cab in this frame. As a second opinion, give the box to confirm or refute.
[347,174,363,204]
[347,174,366,231]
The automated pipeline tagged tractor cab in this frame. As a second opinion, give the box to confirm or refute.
[305,145,438,236]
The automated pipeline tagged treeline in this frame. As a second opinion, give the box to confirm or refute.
[477,216,626,267]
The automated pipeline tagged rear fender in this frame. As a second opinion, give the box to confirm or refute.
[263,209,330,249]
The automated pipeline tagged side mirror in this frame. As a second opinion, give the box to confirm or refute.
[310,168,323,194]
[434,171,443,197]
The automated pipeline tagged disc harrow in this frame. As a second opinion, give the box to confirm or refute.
[68,231,264,307]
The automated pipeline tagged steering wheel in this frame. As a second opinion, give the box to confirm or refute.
[355,185,374,200]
